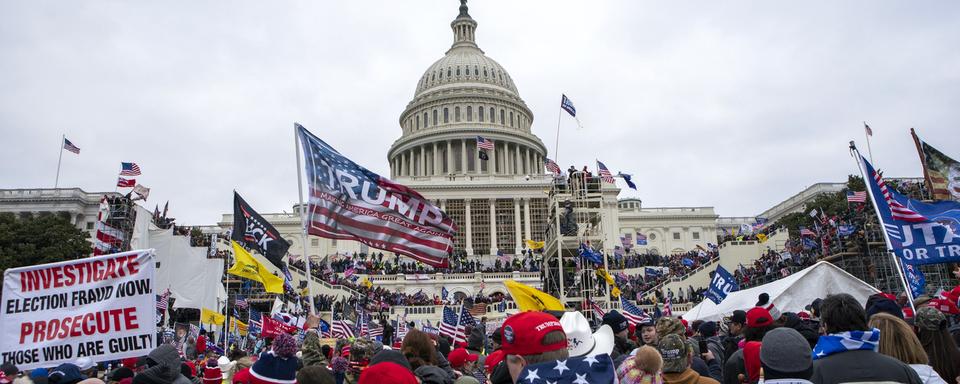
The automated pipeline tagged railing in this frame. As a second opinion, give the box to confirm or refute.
[384,299,694,319]
[287,264,363,298]
[364,271,539,283]
[638,256,720,299]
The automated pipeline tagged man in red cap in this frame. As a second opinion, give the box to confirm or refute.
[448,348,480,380]
[501,312,569,383]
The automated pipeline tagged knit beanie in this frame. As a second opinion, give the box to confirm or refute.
[249,333,299,383]
[760,328,813,379]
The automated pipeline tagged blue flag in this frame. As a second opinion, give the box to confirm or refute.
[644,267,662,277]
[578,243,604,265]
[618,173,637,190]
[860,154,960,265]
[441,286,449,300]
[319,319,331,335]
[682,257,695,267]
[705,266,739,304]
[560,94,577,117]
[802,237,818,250]
[903,263,926,298]
[636,232,647,245]
[838,225,856,237]
[516,354,615,384]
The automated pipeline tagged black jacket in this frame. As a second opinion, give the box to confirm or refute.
[811,350,922,384]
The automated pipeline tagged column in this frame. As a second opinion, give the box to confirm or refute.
[446,140,453,175]
[400,152,406,177]
[434,142,440,176]
[440,199,446,211]
[491,144,497,175]
[489,200,497,254]
[513,144,526,175]
[523,147,530,175]
[523,198,532,241]
[464,199,474,255]
[513,198,522,254]
[461,140,468,174]
[420,146,426,176]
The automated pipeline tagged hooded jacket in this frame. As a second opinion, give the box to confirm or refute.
[663,368,720,384]
[415,365,454,384]
[133,345,192,384]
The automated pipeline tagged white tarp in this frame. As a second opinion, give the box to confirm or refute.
[149,229,226,311]
[1,250,157,370]
[682,261,879,322]
[129,205,157,250]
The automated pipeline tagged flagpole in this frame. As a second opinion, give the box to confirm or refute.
[55,134,64,188]
[553,107,562,165]
[224,250,232,350]
[849,142,916,314]
[294,123,317,315]
[863,121,874,165]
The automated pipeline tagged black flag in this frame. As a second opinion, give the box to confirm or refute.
[478,149,489,161]
[232,192,290,269]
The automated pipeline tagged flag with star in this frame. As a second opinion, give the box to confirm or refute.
[516,353,615,384]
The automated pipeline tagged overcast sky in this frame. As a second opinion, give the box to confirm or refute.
[2,1,958,225]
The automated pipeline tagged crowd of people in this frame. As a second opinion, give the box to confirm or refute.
[7,284,959,384]
[323,252,539,275]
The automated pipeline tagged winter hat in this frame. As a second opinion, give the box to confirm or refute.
[616,345,664,384]
[467,327,485,352]
[756,293,781,320]
[698,321,718,338]
[655,317,685,338]
[729,310,747,325]
[746,307,773,328]
[657,334,690,373]
[30,368,49,380]
[370,350,413,371]
[203,358,223,384]
[760,328,813,379]
[121,358,139,369]
[500,311,567,356]
[359,362,417,384]
[866,296,904,319]
[602,311,630,334]
[249,333,299,383]
[217,356,235,376]
[184,361,197,378]
[915,306,947,331]
[1,364,17,379]
[75,357,95,371]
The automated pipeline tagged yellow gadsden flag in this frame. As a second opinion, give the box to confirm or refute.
[201,307,225,325]
[230,318,249,336]
[525,240,545,250]
[229,241,285,294]
[504,279,564,312]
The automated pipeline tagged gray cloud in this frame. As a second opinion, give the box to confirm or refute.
[2,0,958,224]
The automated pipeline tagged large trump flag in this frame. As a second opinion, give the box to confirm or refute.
[296,124,457,267]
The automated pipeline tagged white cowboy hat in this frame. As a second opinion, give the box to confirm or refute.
[560,311,615,357]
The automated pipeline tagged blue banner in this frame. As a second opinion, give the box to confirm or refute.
[644,267,663,277]
[705,265,739,304]
[838,225,856,237]
[903,263,926,298]
[861,155,960,265]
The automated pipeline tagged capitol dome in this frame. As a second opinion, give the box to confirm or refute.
[388,0,547,179]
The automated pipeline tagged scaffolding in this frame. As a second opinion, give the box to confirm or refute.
[102,194,137,252]
[543,171,613,313]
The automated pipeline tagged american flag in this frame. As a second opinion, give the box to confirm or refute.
[476,136,494,150]
[235,296,248,309]
[63,138,80,154]
[865,157,926,222]
[517,353,615,384]
[248,310,262,335]
[596,161,615,183]
[331,319,355,338]
[297,124,457,268]
[864,122,873,137]
[439,306,462,341]
[156,289,170,310]
[395,317,408,341]
[588,299,605,319]
[663,295,673,317]
[847,191,867,203]
[93,221,125,256]
[117,177,136,188]
[799,227,817,237]
[545,158,562,175]
[620,296,651,326]
[120,162,141,176]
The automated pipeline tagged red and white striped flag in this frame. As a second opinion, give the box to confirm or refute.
[157,289,170,310]
[63,138,81,154]
[596,161,615,183]
[476,136,494,150]
[545,158,562,175]
[663,295,673,317]
[871,167,925,222]
[847,191,867,203]
[117,177,136,188]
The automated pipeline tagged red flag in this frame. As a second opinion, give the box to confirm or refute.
[260,316,298,338]
[117,177,136,187]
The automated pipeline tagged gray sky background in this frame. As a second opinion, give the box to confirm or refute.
[2,1,958,225]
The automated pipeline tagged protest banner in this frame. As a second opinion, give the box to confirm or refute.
[1,250,157,370]
[705,265,739,304]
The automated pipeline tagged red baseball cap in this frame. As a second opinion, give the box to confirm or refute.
[485,350,505,374]
[448,348,479,369]
[746,307,773,328]
[500,311,567,356]
[359,362,418,384]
